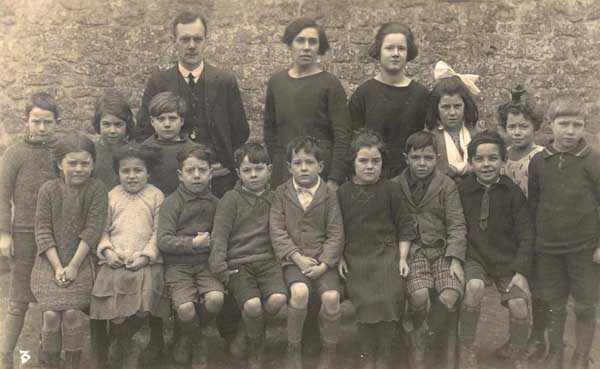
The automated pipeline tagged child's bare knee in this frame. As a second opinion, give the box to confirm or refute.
[321,290,340,313]
[508,298,528,320]
[464,279,485,306]
[7,301,28,316]
[265,293,287,314]
[204,291,224,313]
[243,297,263,318]
[62,309,83,328]
[410,288,430,310]
[289,282,309,308]
[177,302,197,322]
[111,317,126,324]
[439,289,460,310]
[43,311,61,330]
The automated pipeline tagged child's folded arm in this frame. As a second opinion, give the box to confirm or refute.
[444,183,468,263]
[78,181,109,255]
[35,183,58,255]
[317,196,344,268]
[269,192,301,261]
[209,193,238,275]
[138,192,165,264]
[0,147,21,232]
[157,197,196,254]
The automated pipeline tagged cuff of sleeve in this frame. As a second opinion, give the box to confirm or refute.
[284,249,300,262]
[97,243,113,259]
[184,237,196,252]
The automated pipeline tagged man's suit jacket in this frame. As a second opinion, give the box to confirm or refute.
[137,63,249,170]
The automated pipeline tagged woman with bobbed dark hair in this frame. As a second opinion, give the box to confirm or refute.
[264,17,351,190]
[349,22,429,178]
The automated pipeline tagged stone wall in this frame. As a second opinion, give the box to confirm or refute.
[1,0,599,150]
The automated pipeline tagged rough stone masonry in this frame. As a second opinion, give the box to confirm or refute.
[0,0,599,150]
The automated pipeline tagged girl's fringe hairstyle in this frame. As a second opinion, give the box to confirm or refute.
[348,128,387,166]
[112,143,163,174]
[53,133,96,175]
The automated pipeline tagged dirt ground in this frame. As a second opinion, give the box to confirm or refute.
[1,265,598,369]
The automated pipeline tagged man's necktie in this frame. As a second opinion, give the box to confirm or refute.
[187,73,195,89]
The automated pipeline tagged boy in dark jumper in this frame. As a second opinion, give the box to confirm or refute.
[209,143,288,369]
[528,97,600,369]
[158,145,224,369]
[270,137,344,369]
[458,131,534,369]
[393,131,467,369]
[0,93,59,369]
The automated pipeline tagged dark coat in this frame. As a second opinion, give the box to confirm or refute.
[137,63,249,170]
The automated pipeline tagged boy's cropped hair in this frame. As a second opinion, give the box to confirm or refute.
[112,143,162,174]
[281,17,330,55]
[26,92,60,120]
[286,136,323,163]
[149,91,187,118]
[547,95,586,122]
[467,130,507,162]
[234,142,271,168]
[92,90,135,137]
[176,144,214,169]
[497,85,543,130]
[405,131,438,154]
[172,11,208,37]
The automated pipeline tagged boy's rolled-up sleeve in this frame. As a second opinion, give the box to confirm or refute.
[318,194,344,268]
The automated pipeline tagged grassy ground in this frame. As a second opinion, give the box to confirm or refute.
[0,264,598,369]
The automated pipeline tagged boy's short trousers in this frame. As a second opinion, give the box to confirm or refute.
[283,264,344,297]
[407,247,464,297]
[537,247,599,314]
[165,262,224,308]
[228,259,288,310]
[465,259,528,307]
[10,232,37,304]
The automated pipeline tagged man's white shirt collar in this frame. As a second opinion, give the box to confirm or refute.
[179,61,204,83]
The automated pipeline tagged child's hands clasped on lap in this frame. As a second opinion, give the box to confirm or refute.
[62,264,79,283]
[104,249,126,269]
[192,232,211,251]
[303,262,327,279]
[125,255,150,271]
[290,252,319,273]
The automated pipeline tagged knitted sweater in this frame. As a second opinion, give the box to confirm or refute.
[209,183,276,275]
[93,139,122,191]
[0,137,57,233]
[158,184,219,265]
[528,140,600,254]
[97,184,164,264]
[143,135,193,196]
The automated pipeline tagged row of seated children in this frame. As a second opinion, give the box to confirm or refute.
[0,85,598,369]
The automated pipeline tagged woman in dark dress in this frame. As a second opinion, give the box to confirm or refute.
[349,22,429,178]
[264,17,351,190]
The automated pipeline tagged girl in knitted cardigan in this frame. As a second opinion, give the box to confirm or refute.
[90,143,169,369]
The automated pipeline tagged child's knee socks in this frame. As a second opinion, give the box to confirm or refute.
[62,325,85,352]
[509,315,530,347]
[318,305,341,345]
[459,305,480,346]
[287,305,307,344]
[41,328,61,354]
[243,310,265,339]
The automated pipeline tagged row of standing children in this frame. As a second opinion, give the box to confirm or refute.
[0,74,598,369]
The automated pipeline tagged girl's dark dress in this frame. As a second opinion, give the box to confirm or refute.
[337,179,416,323]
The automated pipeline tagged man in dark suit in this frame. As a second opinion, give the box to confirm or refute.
[136,12,247,362]
[137,11,249,198]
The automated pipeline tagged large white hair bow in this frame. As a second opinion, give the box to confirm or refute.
[434,61,481,97]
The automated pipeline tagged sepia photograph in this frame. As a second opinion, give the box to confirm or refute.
[0,1,600,369]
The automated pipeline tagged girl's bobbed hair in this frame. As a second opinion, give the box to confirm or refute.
[368,22,418,62]
[53,133,96,175]
[424,76,479,131]
[348,129,387,174]
[112,143,163,174]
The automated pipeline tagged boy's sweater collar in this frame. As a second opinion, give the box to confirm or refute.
[234,181,273,203]
[177,183,214,202]
[23,135,57,148]
[543,139,590,158]
[462,174,512,193]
